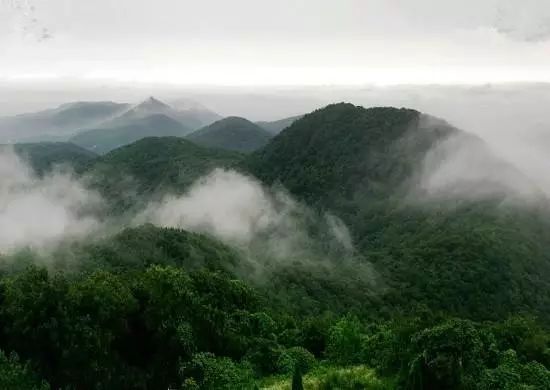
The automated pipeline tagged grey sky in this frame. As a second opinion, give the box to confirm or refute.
[1,0,550,85]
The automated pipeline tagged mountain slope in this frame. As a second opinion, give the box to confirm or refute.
[70,114,191,154]
[245,103,550,321]
[0,102,129,142]
[256,114,303,135]
[103,97,217,130]
[187,116,273,153]
[169,97,223,127]
[3,142,97,174]
[84,136,243,212]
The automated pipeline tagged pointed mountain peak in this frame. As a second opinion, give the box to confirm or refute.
[137,96,171,109]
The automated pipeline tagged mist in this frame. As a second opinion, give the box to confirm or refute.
[414,130,543,202]
[137,168,357,265]
[0,147,102,253]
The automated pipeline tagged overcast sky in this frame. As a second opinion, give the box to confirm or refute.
[1,0,549,86]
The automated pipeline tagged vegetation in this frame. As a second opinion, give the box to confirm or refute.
[1,103,550,388]
[187,116,273,153]
[82,136,243,212]
[6,142,97,174]
[256,115,303,135]
[70,114,191,154]
[246,103,550,322]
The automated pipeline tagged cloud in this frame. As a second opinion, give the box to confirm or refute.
[415,131,542,202]
[137,168,356,263]
[0,148,102,252]
[494,0,550,42]
[1,0,54,43]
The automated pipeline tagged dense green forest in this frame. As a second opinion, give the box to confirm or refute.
[1,103,550,389]
[5,142,97,175]
[81,137,244,213]
[187,116,273,153]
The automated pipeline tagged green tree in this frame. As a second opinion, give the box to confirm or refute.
[404,319,490,390]
[0,351,49,390]
[327,315,364,365]
[180,352,254,389]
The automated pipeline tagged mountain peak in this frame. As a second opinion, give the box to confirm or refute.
[136,96,171,110]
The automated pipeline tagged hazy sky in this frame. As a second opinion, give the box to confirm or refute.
[1,0,550,86]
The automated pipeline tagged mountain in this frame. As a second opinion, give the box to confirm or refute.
[0,102,129,142]
[103,97,218,130]
[84,136,243,212]
[2,103,550,389]
[256,114,303,134]
[245,103,550,321]
[70,114,191,154]
[106,97,175,124]
[3,142,97,174]
[47,224,242,273]
[169,97,223,127]
[187,116,273,153]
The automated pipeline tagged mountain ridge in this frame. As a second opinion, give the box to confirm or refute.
[70,113,191,154]
[187,116,273,153]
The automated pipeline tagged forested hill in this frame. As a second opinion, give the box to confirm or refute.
[246,103,457,204]
[83,136,243,212]
[187,116,273,153]
[6,142,97,174]
[2,103,550,389]
[245,103,550,321]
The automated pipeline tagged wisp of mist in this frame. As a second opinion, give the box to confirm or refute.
[0,147,102,252]
[137,168,356,264]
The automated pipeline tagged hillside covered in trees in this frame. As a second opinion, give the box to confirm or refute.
[187,116,273,153]
[1,103,550,389]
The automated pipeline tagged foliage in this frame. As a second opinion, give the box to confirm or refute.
[187,116,273,153]
[260,365,394,390]
[0,350,49,390]
[245,103,550,323]
[3,103,550,388]
[277,347,317,374]
[479,350,550,390]
[180,352,255,389]
[9,142,97,174]
[327,315,365,365]
[83,136,243,213]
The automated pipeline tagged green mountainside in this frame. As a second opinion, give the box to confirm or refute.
[256,114,303,135]
[83,136,243,212]
[187,116,273,153]
[1,103,550,389]
[245,103,550,321]
[4,142,97,174]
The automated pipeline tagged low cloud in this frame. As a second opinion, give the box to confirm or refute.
[137,169,357,264]
[0,148,102,252]
[415,132,542,202]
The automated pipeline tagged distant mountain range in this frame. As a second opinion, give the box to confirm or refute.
[70,114,191,155]
[0,102,129,142]
[0,97,222,145]
[0,97,300,153]
[99,97,220,131]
